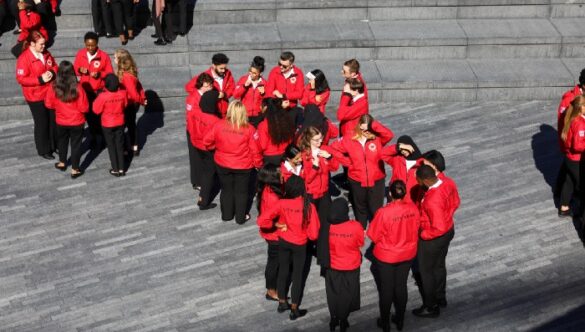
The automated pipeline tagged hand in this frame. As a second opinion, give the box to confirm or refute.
[218,92,225,99]
[79,67,88,75]
[143,99,148,106]
[17,2,26,10]
[257,86,265,94]
[90,72,99,79]
[363,131,376,140]
[399,143,414,153]
[273,90,283,98]
[275,223,287,232]
[41,71,53,83]
[315,94,322,103]
[312,157,319,167]
[318,150,331,159]
[310,80,315,90]
[281,100,290,109]
[245,77,253,87]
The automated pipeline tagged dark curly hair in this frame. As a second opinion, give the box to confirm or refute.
[53,61,79,102]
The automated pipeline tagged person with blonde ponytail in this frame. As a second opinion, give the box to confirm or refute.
[203,100,262,224]
[559,95,585,217]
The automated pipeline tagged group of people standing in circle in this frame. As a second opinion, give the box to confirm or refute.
[184,51,461,331]
[15,30,146,178]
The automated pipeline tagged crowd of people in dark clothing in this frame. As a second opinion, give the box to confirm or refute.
[11,4,463,332]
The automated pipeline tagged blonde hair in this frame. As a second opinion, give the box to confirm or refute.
[115,49,138,80]
[226,100,249,130]
[352,114,374,140]
[299,127,321,152]
[562,95,585,141]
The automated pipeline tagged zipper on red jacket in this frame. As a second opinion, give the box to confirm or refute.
[362,142,370,187]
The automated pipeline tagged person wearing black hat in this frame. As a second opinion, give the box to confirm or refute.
[93,73,129,176]
[381,135,423,203]
[322,198,364,332]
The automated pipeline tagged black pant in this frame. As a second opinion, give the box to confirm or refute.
[263,154,283,167]
[325,268,360,322]
[186,131,200,187]
[349,178,385,228]
[84,89,102,143]
[124,103,139,148]
[103,126,125,171]
[166,0,187,34]
[110,0,134,35]
[312,193,332,266]
[265,240,279,290]
[377,259,411,324]
[216,165,251,223]
[418,228,454,308]
[8,0,19,27]
[560,158,579,208]
[195,148,218,207]
[278,239,306,305]
[162,0,177,39]
[0,3,6,29]
[91,0,114,35]
[28,101,52,155]
[151,0,164,39]
[57,124,84,170]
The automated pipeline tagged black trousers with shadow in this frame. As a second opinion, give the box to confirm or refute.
[195,147,218,207]
[57,124,84,170]
[186,131,200,187]
[124,103,139,148]
[377,259,412,324]
[277,239,306,305]
[103,126,125,171]
[265,240,279,290]
[349,178,385,228]
[418,228,454,308]
[91,0,114,35]
[110,0,135,35]
[216,165,251,223]
[28,101,53,156]
[325,268,360,322]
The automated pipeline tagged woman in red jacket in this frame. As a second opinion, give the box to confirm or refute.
[367,180,420,332]
[256,164,284,302]
[16,0,48,47]
[256,99,296,166]
[559,95,585,217]
[93,73,128,177]
[257,175,320,320]
[323,198,364,332]
[45,61,89,179]
[301,69,330,115]
[280,144,303,182]
[16,30,58,159]
[204,100,262,224]
[382,135,423,203]
[233,56,266,128]
[115,49,146,156]
[330,114,394,227]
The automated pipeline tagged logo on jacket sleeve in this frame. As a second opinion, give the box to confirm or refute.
[186,104,192,111]
[580,130,585,137]
[17,69,24,76]
[46,59,53,67]
[368,143,377,151]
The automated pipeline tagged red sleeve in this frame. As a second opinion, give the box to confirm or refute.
[265,68,278,98]
[16,55,42,87]
[257,122,269,154]
[185,75,198,94]
[329,139,352,167]
[73,50,87,76]
[302,154,319,185]
[123,74,140,104]
[307,204,320,241]
[300,84,313,106]
[317,90,330,109]
[355,223,365,248]
[20,10,41,31]
[420,198,449,240]
[327,121,339,139]
[569,123,585,154]
[258,201,281,229]
[77,87,89,114]
[101,52,114,75]
[233,76,248,100]
[321,146,340,172]
[286,69,305,101]
[249,128,263,169]
[44,86,55,110]
[366,209,384,244]
[50,0,58,12]
[337,97,368,122]
[223,72,235,99]
[93,94,105,115]
[372,121,394,146]
[381,144,399,164]
[203,122,218,151]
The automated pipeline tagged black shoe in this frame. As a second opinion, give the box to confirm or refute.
[164,36,173,44]
[178,32,186,36]
[391,315,404,331]
[558,208,571,218]
[109,169,120,177]
[438,298,447,308]
[13,29,21,35]
[198,203,217,211]
[133,149,140,157]
[412,305,439,318]
[55,8,61,16]
[236,214,251,225]
[377,317,390,331]
[97,31,106,37]
[41,153,55,160]
[118,170,126,177]
[339,319,349,332]
[277,302,291,313]
[289,308,307,320]
[121,39,128,46]
[151,34,159,38]
[154,38,167,46]
[329,317,339,331]
[71,170,84,179]
[54,162,66,171]
[106,33,115,38]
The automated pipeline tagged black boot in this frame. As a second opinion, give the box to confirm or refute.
[412,305,439,318]
[377,317,390,332]
[329,317,339,331]
[289,308,307,320]
[391,314,404,331]
[340,319,350,332]
[277,302,290,313]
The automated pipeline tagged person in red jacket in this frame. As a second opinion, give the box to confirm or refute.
[93,74,128,177]
[330,114,394,227]
[257,175,320,321]
[322,198,364,332]
[185,53,235,118]
[191,90,221,210]
[45,61,89,179]
[340,59,368,105]
[337,78,369,139]
[233,56,267,127]
[298,104,339,147]
[256,164,284,302]
[280,144,303,182]
[382,135,423,203]
[185,73,214,191]
[559,95,585,217]
[301,69,330,115]
[74,32,114,150]
[367,180,420,331]
[412,165,459,319]
[16,0,48,45]
[421,150,460,209]
[255,98,296,166]
[203,100,262,224]
[265,51,304,124]
[16,30,58,159]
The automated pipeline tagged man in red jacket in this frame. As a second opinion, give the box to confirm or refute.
[184,53,235,118]
[412,165,459,318]
[266,51,304,124]
[341,58,368,105]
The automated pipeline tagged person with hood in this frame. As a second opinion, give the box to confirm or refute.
[367,180,420,331]
[298,104,339,146]
[93,73,128,176]
[322,198,364,332]
[382,135,423,203]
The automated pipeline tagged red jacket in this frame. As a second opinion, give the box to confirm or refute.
[265,65,304,108]
[301,146,339,199]
[185,68,235,118]
[93,89,128,128]
[339,72,368,109]
[255,119,293,158]
[16,48,58,102]
[557,85,582,153]
[189,106,221,151]
[44,84,89,126]
[565,115,585,161]
[337,94,369,138]
[18,10,48,42]
[73,48,113,92]
[323,120,339,146]
[367,200,420,263]
[280,161,303,183]
[257,197,320,246]
[203,120,262,170]
[419,177,460,240]
[381,145,423,203]
[185,90,202,132]
[233,75,266,117]
[256,186,281,242]
[120,72,146,105]
[300,84,330,114]
[329,220,364,271]
[330,121,394,187]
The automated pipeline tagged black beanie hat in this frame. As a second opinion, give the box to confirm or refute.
[104,74,119,92]
[397,135,422,161]
[328,198,349,224]
[200,90,220,116]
